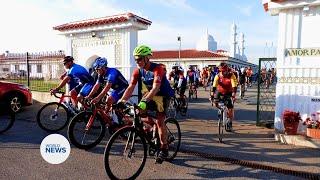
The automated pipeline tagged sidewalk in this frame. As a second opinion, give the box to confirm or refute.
[179,87,320,175]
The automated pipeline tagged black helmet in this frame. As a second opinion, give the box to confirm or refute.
[63,56,74,64]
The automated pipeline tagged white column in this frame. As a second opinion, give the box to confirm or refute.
[121,28,139,103]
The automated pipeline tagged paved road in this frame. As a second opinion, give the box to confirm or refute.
[0,86,318,179]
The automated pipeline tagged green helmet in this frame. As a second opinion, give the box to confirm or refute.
[133,45,152,57]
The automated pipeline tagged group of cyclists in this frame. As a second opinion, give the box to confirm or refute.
[50,44,254,163]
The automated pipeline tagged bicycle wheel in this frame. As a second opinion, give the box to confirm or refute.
[165,117,181,161]
[179,95,188,116]
[218,110,224,143]
[68,111,106,150]
[0,112,15,134]
[188,89,193,100]
[167,97,177,118]
[104,126,147,180]
[37,102,70,133]
[195,89,198,99]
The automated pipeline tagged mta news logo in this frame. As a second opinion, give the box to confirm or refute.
[40,134,71,164]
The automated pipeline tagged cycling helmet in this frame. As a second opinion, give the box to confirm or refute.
[178,66,184,72]
[63,56,74,64]
[93,57,108,69]
[188,65,193,69]
[133,45,152,57]
[219,63,228,72]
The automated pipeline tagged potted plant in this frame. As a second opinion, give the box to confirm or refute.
[303,116,320,139]
[282,110,301,135]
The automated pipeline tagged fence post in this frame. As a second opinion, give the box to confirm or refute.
[26,52,30,87]
[256,58,262,126]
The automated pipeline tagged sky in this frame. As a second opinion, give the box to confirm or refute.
[0,0,278,64]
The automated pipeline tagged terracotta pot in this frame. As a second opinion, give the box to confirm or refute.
[307,128,320,139]
[283,121,299,135]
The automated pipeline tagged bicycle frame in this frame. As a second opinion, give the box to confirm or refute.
[85,102,132,131]
[218,102,228,126]
[124,104,160,152]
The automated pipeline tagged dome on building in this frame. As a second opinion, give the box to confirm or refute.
[196,29,217,51]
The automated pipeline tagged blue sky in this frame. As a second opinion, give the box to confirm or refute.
[0,0,278,64]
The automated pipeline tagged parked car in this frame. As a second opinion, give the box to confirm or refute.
[0,81,32,112]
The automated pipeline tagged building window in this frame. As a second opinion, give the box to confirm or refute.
[14,65,19,71]
[2,68,9,72]
[37,64,42,73]
[28,65,32,73]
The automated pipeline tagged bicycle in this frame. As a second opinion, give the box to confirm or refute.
[104,103,181,180]
[36,91,87,133]
[188,83,198,100]
[68,99,133,150]
[0,112,15,134]
[211,96,231,143]
[167,89,188,118]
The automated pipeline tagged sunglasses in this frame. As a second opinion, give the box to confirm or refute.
[134,56,144,63]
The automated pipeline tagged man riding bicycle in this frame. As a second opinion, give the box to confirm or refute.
[85,57,129,119]
[51,56,94,109]
[119,45,174,163]
[186,65,197,92]
[168,65,187,111]
[210,63,237,132]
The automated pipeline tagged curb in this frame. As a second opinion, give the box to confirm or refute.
[274,133,320,149]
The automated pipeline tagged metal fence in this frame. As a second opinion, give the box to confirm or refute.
[256,58,277,128]
[0,51,65,92]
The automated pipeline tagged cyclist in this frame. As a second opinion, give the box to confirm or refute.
[51,56,94,109]
[239,67,247,99]
[118,45,175,163]
[168,65,187,113]
[210,63,237,132]
[186,65,197,94]
[85,57,129,117]
[201,67,209,90]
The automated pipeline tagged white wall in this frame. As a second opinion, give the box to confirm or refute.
[275,5,320,131]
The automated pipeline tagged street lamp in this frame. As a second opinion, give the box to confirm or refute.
[177,36,181,63]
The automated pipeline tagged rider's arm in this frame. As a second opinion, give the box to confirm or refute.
[95,72,117,100]
[231,74,238,97]
[96,82,112,100]
[211,74,219,96]
[86,82,100,98]
[177,78,183,88]
[119,69,139,102]
[55,75,70,90]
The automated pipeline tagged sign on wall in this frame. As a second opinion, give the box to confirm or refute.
[286,48,320,57]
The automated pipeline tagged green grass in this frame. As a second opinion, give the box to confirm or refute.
[4,79,60,92]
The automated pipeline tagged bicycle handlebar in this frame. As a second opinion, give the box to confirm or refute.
[115,102,157,119]
[50,90,65,99]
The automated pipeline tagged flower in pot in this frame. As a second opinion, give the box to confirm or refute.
[282,110,301,135]
[303,116,320,139]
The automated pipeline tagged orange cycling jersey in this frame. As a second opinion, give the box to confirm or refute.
[212,72,237,94]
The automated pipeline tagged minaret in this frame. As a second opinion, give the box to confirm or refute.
[230,23,237,58]
[239,32,245,60]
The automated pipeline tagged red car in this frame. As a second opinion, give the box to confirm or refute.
[0,81,32,112]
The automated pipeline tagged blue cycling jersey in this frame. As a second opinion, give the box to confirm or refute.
[97,68,128,90]
[67,63,93,85]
